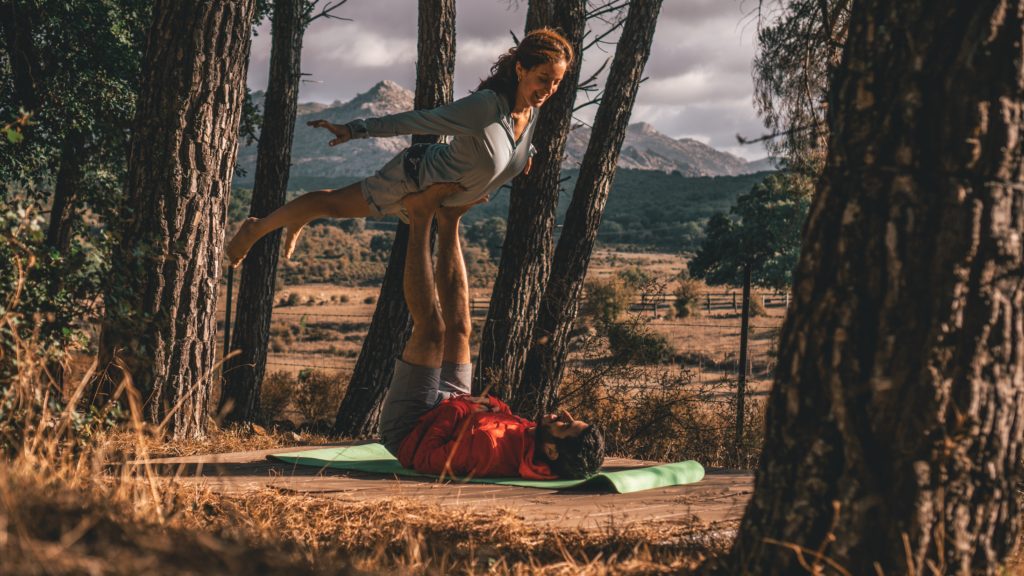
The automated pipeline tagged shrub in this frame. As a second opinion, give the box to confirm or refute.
[673,278,702,318]
[582,277,635,327]
[606,322,675,364]
[618,266,655,291]
[293,369,348,424]
[749,293,767,317]
[363,295,376,305]
[281,292,301,307]
[339,294,351,304]
[260,371,293,422]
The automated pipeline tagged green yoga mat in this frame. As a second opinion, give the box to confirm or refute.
[269,443,704,494]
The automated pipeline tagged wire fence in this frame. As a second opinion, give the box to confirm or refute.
[218,287,787,384]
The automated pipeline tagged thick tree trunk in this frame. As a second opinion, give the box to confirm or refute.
[735,262,750,463]
[475,0,586,399]
[333,0,455,436]
[97,0,255,439]
[726,1,1024,573]
[220,0,305,424]
[46,131,85,254]
[516,0,662,419]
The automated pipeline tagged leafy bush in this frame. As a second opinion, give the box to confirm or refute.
[749,293,767,317]
[673,278,703,318]
[582,277,635,327]
[259,371,293,422]
[293,369,348,425]
[363,295,376,305]
[606,322,675,364]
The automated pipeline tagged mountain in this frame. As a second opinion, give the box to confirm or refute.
[236,81,775,181]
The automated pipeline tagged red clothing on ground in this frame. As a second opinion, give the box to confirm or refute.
[397,395,556,480]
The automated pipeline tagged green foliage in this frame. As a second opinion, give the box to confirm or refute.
[582,277,635,327]
[293,369,347,425]
[673,278,703,318]
[617,266,654,291]
[605,322,675,364]
[463,217,506,262]
[690,172,812,290]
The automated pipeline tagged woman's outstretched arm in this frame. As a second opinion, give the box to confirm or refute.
[345,89,495,139]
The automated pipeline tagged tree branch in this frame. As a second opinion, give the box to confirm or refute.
[305,0,351,25]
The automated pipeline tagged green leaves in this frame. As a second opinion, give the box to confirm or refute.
[691,173,812,290]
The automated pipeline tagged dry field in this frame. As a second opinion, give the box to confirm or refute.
[216,249,784,407]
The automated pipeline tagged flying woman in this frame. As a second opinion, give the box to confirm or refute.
[226,28,573,267]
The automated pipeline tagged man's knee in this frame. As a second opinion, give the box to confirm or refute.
[415,313,447,344]
[444,313,471,341]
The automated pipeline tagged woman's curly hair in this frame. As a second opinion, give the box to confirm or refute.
[476,27,574,106]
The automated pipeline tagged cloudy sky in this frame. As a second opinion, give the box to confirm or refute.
[247,1,769,160]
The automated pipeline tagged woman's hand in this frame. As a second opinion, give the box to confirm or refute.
[307,119,352,146]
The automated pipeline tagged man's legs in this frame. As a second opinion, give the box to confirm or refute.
[434,206,473,397]
[377,187,447,455]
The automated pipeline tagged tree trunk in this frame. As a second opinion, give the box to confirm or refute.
[735,262,750,464]
[516,0,662,419]
[0,1,42,111]
[220,0,305,424]
[475,0,586,399]
[726,1,1024,573]
[96,0,255,440]
[333,0,455,436]
[46,130,86,254]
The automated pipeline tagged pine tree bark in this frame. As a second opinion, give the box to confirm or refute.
[726,1,1024,573]
[220,0,305,424]
[516,0,662,418]
[333,0,455,436]
[96,0,255,439]
[475,0,586,399]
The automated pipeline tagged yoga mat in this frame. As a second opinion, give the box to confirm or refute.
[269,443,704,494]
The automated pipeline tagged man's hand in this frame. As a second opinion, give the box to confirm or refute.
[437,194,487,223]
[307,119,352,147]
[466,395,497,413]
[523,156,533,175]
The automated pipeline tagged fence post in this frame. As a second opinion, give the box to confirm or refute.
[732,292,737,312]
[706,293,711,313]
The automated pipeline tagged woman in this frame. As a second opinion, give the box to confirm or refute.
[226,28,573,267]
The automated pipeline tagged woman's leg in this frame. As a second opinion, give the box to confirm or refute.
[226,181,373,266]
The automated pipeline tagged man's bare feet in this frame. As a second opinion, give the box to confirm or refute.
[226,217,261,268]
[283,224,305,260]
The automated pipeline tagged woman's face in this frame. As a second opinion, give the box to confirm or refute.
[515,59,568,108]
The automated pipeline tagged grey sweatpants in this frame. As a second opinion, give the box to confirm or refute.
[379,359,472,456]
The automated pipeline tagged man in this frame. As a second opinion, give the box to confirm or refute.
[379,185,605,480]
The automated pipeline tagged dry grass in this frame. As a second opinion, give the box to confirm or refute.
[1,300,733,574]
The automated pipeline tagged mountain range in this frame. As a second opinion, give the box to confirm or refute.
[239,80,776,180]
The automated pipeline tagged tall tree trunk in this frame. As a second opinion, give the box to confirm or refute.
[220,0,305,424]
[726,1,1024,573]
[46,130,85,254]
[734,262,750,463]
[516,0,662,419]
[0,1,42,111]
[475,0,586,399]
[333,0,455,436]
[96,0,255,439]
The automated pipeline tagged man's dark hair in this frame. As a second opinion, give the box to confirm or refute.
[546,425,606,479]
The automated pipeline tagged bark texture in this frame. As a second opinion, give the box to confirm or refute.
[333,0,455,436]
[97,0,255,439]
[516,0,662,418]
[220,0,305,423]
[727,1,1024,573]
[476,0,586,399]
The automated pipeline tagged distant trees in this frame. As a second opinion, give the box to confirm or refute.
[690,173,811,292]
[96,0,256,439]
[727,0,1024,572]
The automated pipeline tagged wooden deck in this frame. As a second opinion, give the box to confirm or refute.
[140,443,754,531]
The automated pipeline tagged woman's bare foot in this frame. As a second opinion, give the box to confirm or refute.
[283,224,305,260]
[226,217,261,268]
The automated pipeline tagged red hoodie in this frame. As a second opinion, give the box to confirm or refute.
[397,395,556,480]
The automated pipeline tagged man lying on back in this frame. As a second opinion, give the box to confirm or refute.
[378,184,605,479]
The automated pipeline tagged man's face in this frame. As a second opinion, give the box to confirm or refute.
[538,409,588,439]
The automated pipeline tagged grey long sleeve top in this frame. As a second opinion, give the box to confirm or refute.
[345,89,538,207]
